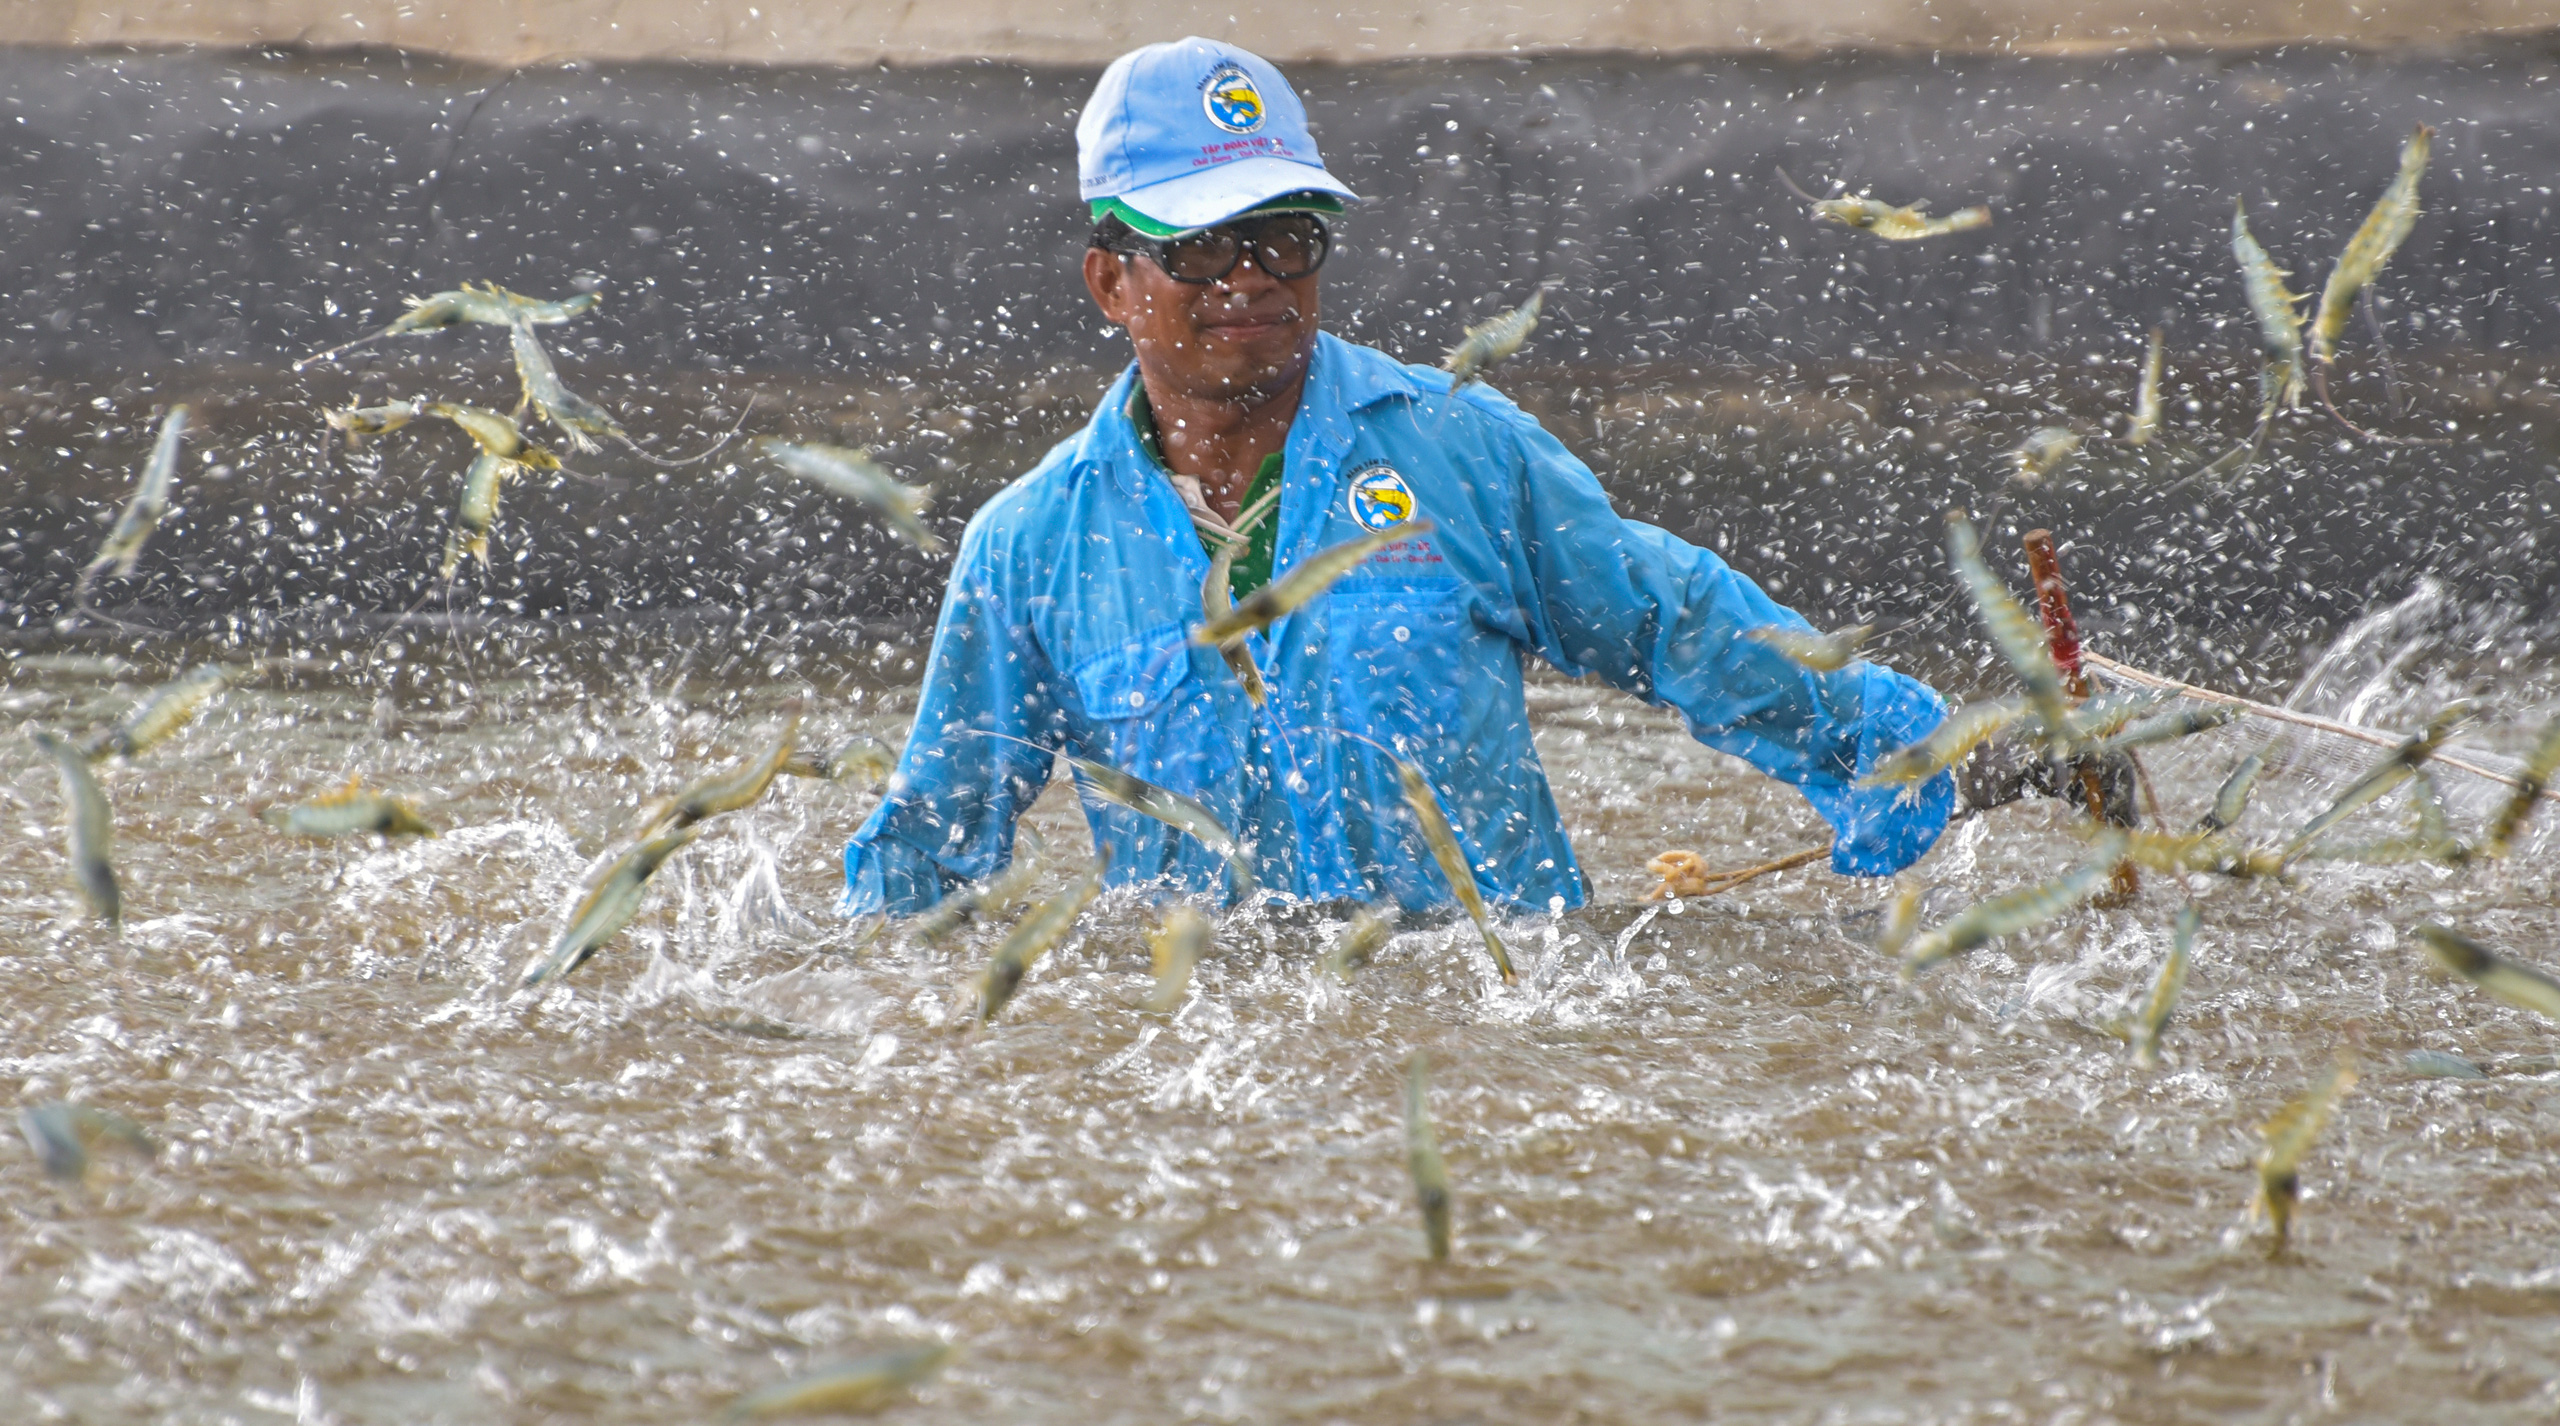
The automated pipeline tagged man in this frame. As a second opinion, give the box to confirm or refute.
[842,37,2031,917]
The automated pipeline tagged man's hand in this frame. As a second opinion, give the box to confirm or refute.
[1956,730,2137,824]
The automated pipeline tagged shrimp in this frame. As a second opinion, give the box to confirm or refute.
[2231,199,2307,412]
[75,405,188,608]
[2009,427,2082,487]
[1443,287,1546,389]
[2310,125,2434,441]
[2127,328,2165,445]
[759,440,945,553]
[1740,621,1873,672]
[414,404,559,578]
[295,281,596,369]
[2251,1053,2357,1256]
[511,321,745,466]
[1779,167,1991,240]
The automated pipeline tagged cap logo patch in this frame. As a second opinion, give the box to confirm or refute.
[1201,64,1266,134]
[1347,463,1416,532]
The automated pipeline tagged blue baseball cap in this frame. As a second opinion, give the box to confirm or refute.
[1076,37,1358,238]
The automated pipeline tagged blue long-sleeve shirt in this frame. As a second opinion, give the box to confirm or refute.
[841,333,1954,915]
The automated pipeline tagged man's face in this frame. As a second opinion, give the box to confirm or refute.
[1082,227,1321,407]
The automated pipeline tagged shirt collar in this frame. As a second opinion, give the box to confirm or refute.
[1085,366,1234,544]
[1084,333,1418,495]
[1082,365,1151,498]
[1123,380,1169,469]
[1312,330,1426,416]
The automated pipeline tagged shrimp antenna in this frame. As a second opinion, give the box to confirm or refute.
[954,727,1066,758]
[66,548,167,636]
[610,393,759,469]
[382,567,480,673]
[57,584,163,638]
[2312,364,2451,447]
[2157,403,2276,501]
[2359,286,2406,414]
[293,330,391,372]
[548,462,628,489]
[1774,166,1822,204]
[1312,725,1405,761]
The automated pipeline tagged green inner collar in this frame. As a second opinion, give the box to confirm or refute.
[1127,387,1285,601]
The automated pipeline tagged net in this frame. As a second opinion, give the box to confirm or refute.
[2078,578,2553,857]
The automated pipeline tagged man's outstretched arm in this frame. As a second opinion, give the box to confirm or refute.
[841,541,1067,915]
[1473,390,1954,874]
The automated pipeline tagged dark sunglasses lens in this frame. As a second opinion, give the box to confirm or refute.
[1141,215,1330,282]
[1158,230,1242,282]
[1253,217,1329,278]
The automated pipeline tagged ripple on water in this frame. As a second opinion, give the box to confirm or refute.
[2,651,2558,1421]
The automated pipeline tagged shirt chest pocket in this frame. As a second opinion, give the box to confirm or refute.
[1067,630,1236,791]
[1071,632,1193,722]
[1325,584,1473,745]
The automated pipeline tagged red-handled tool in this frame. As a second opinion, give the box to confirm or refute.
[2023,529,2140,900]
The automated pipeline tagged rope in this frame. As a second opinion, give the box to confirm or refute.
[2081,650,2521,790]
[1644,843,1829,901]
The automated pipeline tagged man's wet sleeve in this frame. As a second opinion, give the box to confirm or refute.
[840,561,1064,916]
[1492,409,1953,875]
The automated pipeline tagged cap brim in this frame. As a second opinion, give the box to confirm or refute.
[1112,155,1358,235]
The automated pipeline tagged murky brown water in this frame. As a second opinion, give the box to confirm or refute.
[5,628,2559,1424]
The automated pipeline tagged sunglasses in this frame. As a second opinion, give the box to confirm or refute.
[1115,213,1331,284]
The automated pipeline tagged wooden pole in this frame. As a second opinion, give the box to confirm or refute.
[2022,530,2141,900]
[2022,529,2089,697]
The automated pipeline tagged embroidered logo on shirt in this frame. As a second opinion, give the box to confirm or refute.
[1201,65,1267,134]
[1346,463,1417,532]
